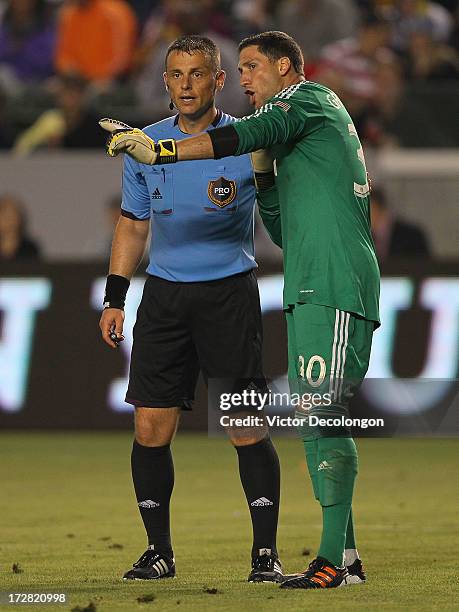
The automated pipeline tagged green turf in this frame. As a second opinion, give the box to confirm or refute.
[0,433,458,611]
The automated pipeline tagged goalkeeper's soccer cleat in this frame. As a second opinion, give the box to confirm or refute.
[248,550,283,583]
[122,549,175,580]
[281,555,366,585]
[345,558,366,584]
[280,557,348,589]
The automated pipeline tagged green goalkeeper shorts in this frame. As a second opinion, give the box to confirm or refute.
[285,303,374,439]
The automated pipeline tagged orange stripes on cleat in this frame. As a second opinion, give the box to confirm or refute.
[280,557,349,590]
[310,577,327,587]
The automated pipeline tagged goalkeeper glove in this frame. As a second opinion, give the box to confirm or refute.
[251,149,275,191]
[99,118,177,165]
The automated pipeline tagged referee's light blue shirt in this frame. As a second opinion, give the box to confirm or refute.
[121,111,257,282]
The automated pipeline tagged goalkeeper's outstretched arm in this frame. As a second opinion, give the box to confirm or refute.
[100,102,302,164]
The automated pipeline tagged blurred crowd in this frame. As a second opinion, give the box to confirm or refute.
[0,186,432,263]
[0,0,458,154]
[0,193,41,260]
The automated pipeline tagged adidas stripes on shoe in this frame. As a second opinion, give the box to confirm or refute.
[123,549,175,580]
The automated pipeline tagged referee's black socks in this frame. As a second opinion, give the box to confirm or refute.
[131,440,174,558]
[235,437,280,559]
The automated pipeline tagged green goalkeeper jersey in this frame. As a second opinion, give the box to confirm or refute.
[233,80,380,325]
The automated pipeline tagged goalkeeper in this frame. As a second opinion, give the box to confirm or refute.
[101,31,380,590]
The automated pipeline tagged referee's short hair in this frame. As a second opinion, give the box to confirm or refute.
[239,31,304,75]
[165,35,221,73]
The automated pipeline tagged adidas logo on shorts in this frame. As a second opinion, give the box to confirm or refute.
[138,499,160,508]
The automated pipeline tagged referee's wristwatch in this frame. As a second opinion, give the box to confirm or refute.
[103,301,124,310]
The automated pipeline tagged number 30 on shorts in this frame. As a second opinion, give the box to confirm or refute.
[298,354,326,387]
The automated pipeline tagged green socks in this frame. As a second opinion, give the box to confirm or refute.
[345,508,356,549]
[319,503,351,567]
[303,436,358,568]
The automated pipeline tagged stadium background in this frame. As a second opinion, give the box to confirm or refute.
[0,0,458,610]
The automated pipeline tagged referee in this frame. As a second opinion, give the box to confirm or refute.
[99,36,282,583]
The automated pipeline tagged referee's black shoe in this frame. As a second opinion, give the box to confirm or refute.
[248,549,283,583]
[123,549,175,580]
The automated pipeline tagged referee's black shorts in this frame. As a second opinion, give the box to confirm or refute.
[125,270,265,409]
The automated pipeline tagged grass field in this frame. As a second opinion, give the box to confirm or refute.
[0,433,458,611]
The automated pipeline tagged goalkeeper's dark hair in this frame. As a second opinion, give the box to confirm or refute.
[239,31,304,75]
[165,35,221,73]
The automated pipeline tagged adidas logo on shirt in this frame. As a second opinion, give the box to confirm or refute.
[138,500,160,508]
[318,461,332,471]
[151,187,163,199]
[250,497,274,507]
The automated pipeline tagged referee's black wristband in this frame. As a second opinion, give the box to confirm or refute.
[103,274,130,310]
